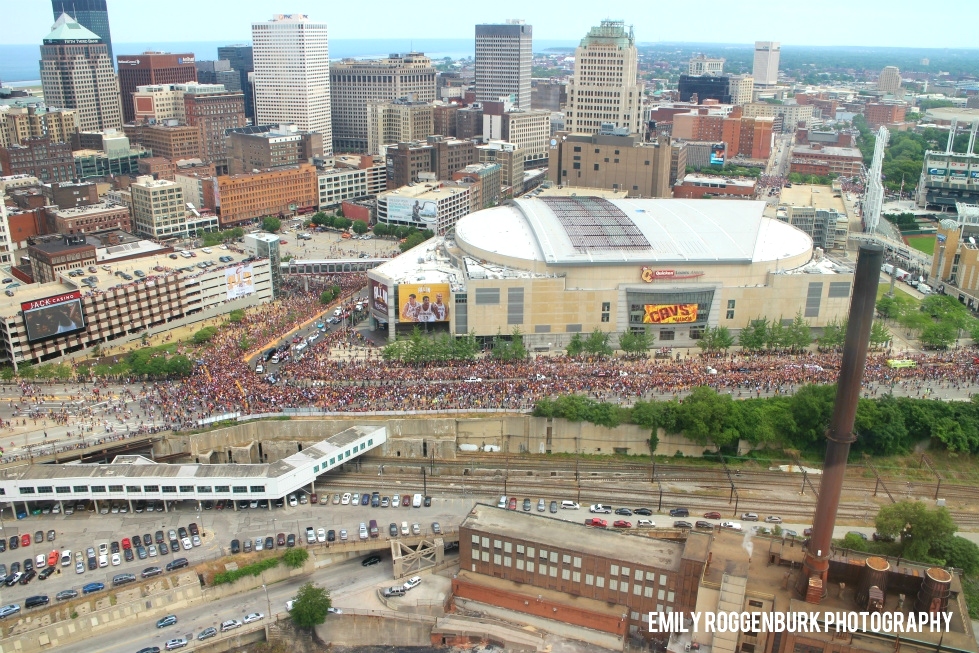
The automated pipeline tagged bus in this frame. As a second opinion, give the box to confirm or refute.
[886,359,917,369]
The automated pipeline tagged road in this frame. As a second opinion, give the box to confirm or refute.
[51,552,390,653]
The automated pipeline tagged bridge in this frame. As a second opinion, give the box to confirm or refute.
[282,258,388,275]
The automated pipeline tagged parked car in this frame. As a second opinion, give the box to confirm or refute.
[613,520,632,528]
[741,513,759,522]
[673,521,693,529]
[403,576,422,591]
[243,612,264,624]
[765,516,782,524]
[156,615,177,628]
[197,627,217,641]
[703,511,722,519]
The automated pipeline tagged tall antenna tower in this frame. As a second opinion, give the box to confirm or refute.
[864,126,890,234]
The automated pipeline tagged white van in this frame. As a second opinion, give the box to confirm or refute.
[497,496,507,508]
[561,501,580,510]
[412,493,423,508]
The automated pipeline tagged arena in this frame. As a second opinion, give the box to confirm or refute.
[367,196,855,348]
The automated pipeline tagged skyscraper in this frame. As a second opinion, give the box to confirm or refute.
[40,14,122,132]
[51,0,113,63]
[877,66,902,94]
[330,53,436,153]
[116,52,198,123]
[752,41,781,86]
[218,45,255,121]
[252,14,332,153]
[565,20,643,136]
[475,20,532,108]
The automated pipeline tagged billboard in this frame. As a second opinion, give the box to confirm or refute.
[21,291,87,343]
[370,279,389,316]
[225,264,255,301]
[386,196,437,228]
[709,143,726,166]
[927,167,946,177]
[398,283,450,322]
[642,304,698,325]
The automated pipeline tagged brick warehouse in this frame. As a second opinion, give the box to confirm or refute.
[456,504,710,641]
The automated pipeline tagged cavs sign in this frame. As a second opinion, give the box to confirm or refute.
[643,304,698,324]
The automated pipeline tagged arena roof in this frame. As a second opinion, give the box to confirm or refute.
[454,197,812,266]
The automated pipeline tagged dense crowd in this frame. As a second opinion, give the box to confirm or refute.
[757,174,787,189]
[141,280,979,427]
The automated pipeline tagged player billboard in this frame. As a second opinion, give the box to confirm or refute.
[225,264,255,301]
[386,196,437,229]
[398,283,450,322]
[709,143,726,166]
[370,279,390,316]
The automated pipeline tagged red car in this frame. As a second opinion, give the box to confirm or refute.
[21,533,30,547]
[613,520,632,528]
[703,511,722,519]
[402,495,411,507]
[508,497,517,510]
[279,240,288,245]
[310,493,318,504]
[804,527,813,537]
[585,518,608,528]
[121,537,131,550]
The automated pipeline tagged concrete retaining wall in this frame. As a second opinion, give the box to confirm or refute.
[163,415,711,462]
[315,613,434,646]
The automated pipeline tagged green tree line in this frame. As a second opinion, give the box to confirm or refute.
[534,386,979,456]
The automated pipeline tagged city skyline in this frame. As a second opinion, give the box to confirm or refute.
[3,0,978,49]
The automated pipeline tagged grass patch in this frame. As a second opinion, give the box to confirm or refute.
[213,556,279,585]
[906,235,936,255]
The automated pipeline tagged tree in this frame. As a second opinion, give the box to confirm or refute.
[261,216,282,233]
[765,318,789,351]
[739,318,767,352]
[282,547,309,569]
[351,220,368,234]
[817,318,846,350]
[399,232,426,252]
[875,500,956,561]
[319,289,335,305]
[619,330,651,357]
[697,325,734,353]
[333,217,352,231]
[228,309,246,324]
[373,223,389,237]
[165,355,193,377]
[931,535,979,575]
[310,212,327,226]
[566,333,585,357]
[876,294,900,320]
[870,321,891,349]
[919,322,957,350]
[787,312,812,351]
[193,326,218,344]
[490,328,527,361]
[289,582,332,629]
[582,329,613,357]
[335,207,344,218]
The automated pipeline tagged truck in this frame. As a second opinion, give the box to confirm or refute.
[894,268,910,282]
[918,283,933,295]
[882,263,895,276]
[589,504,612,514]
[584,518,608,528]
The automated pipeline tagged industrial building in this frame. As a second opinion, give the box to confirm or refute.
[777,184,850,251]
[0,425,385,513]
[367,196,854,346]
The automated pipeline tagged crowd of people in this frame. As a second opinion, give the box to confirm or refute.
[757,174,788,189]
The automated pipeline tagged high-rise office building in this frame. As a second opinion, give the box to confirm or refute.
[688,55,724,76]
[565,20,643,136]
[252,14,332,152]
[195,60,241,92]
[330,53,436,153]
[475,20,533,109]
[752,41,781,86]
[40,14,122,132]
[116,52,198,123]
[217,45,255,121]
[877,66,902,94]
[367,99,435,155]
[51,0,113,63]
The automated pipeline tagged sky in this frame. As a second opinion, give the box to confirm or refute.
[3,0,978,49]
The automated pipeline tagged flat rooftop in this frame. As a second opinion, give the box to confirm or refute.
[791,145,863,158]
[704,531,977,653]
[380,182,469,202]
[680,174,757,188]
[462,504,685,571]
[779,184,847,213]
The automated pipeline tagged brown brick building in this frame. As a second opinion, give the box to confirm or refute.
[28,237,98,284]
[385,136,478,188]
[0,137,74,183]
[433,103,459,138]
[213,164,318,227]
[46,181,99,209]
[44,202,131,235]
[673,109,774,160]
[865,101,907,128]
[125,123,203,162]
[547,132,676,198]
[183,90,246,173]
[137,157,176,181]
[789,143,865,178]
[226,126,323,176]
[458,505,710,641]
[117,52,197,123]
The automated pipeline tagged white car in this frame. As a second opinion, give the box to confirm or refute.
[111,553,121,566]
[98,543,109,556]
[192,535,201,547]
[220,619,242,632]
[243,612,264,624]
[61,550,72,567]
[765,515,783,524]
[403,576,422,591]
[637,519,655,528]
[720,521,743,531]
[99,554,109,567]
[358,523,368,540]
[401,521,409,536]
[317,528,326,543]
[255,364,264,374]
[288,494,298,507]
[339,529,348,541]
[35,554,46,569]
[341,493,351,505]
[75,561,85,574]
[392,493,400,507]
[181,538,193,551]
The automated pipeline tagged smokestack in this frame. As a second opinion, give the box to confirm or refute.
[796,243,884,600]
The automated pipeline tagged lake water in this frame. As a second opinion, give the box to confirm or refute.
[0,38,576,84]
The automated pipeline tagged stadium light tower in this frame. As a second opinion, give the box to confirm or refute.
[864,126,890,234]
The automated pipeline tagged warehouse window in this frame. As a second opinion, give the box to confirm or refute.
[215,486,230,493]
[19,487,35,494]
[91,486,106,493]
[690,327,704,339]
[144,486,161,493]
[162,486,177,493]
[197,486,212,493]
[539,564,547,575]
[805,282,823,317]
[74,485,88,492]
[507,287,524,325]
[180,486,194,493]
[455,299,468,334]
[573,146,581,152]
[56,486,71,494]
[828,282,851,298]
[573,162,580,169]
[109,485,123,492]
[594,163,600,171]
[250,486,265,493]
[534,325,550,333]
[474,288,499,305]
[566,324,582,333]
[660,330,675,341]
[727,310,735,319]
